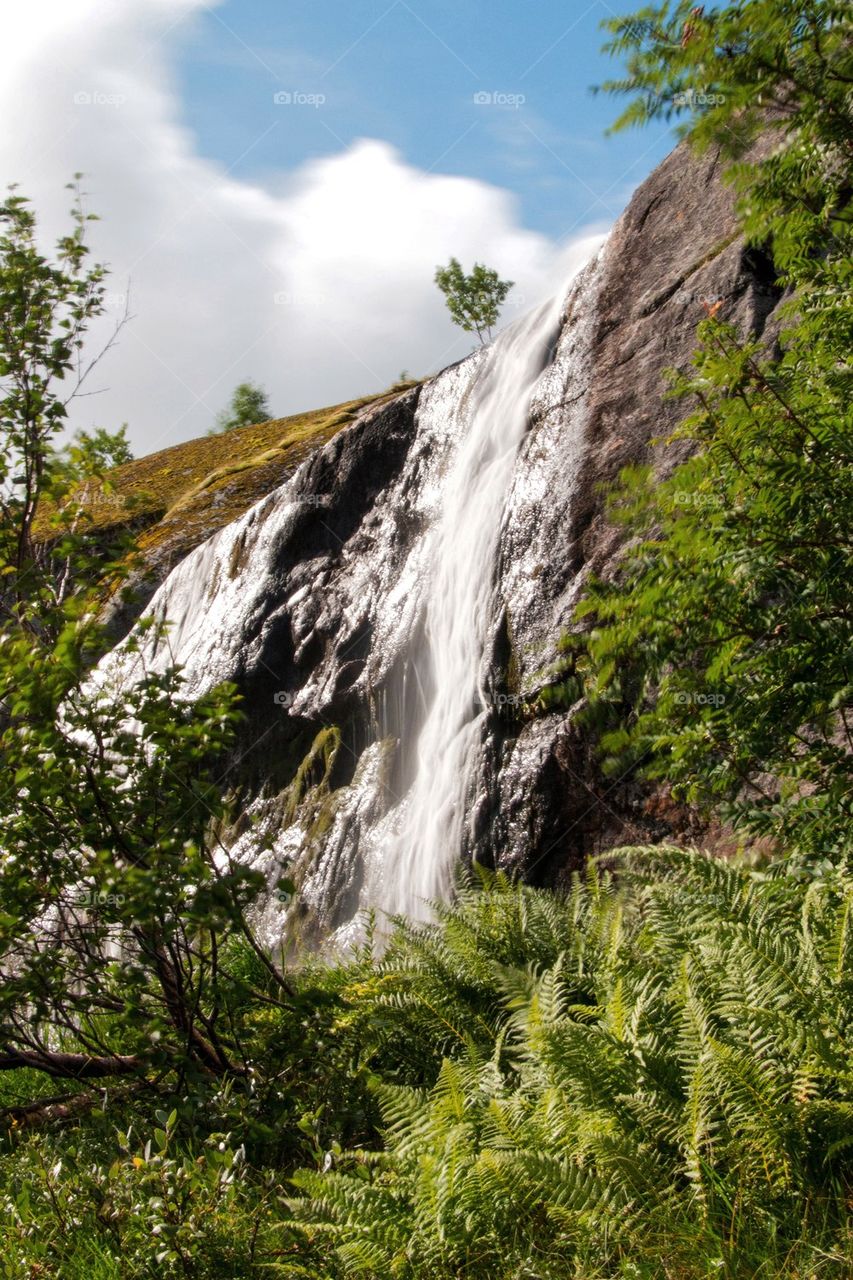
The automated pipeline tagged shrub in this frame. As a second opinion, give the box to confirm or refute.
[290,856,853,1278]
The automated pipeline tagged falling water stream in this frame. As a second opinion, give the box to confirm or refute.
[96,256,601,948]
[373,294,564,922]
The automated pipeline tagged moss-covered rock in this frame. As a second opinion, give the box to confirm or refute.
[42,384,419,634]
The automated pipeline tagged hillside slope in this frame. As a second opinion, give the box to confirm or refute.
[47,386,417,628]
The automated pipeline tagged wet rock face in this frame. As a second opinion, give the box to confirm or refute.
[468,142,784,883]
[235,388,425,721]
[561,145,783,588]
[103,139,785,935]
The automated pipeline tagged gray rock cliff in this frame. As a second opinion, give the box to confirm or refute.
[101,139,784,941]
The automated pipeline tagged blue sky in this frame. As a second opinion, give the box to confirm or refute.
[177,0,672,241]
[3,1,679,452]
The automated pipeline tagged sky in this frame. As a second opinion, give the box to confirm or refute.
[1,0,675,456]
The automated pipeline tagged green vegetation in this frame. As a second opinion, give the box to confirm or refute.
[557,0,853,859]
[0,184,297,1096]
[434,257,514,344]
[0,179,120,609]
[58,424,134,476]
[290,860,853,1278]
[0,3,850,1276]
[1,863,850,1277]
[211,379,271,435]
[0,182,366,1274]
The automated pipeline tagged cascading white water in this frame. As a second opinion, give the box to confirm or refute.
[374,295,564,921]
[96,238,605,948]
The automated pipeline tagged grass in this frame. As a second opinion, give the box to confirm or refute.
[35,382,420,575]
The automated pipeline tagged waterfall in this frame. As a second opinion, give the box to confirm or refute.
[372,297,564,921]
[96,240,606,949]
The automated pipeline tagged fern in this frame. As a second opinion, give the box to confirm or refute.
[289,852,853,1277]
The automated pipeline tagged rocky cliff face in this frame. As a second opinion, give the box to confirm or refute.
[100,139,784,945]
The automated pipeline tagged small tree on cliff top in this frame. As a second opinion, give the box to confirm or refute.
[212,379,270,434]
[434,258,514,344]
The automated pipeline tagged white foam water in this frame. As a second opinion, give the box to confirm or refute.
[369,295,564,922]
[96,240,607,947]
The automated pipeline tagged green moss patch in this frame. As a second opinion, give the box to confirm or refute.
[36,382,420,578]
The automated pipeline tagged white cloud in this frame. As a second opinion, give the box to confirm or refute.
[0,0,605,454]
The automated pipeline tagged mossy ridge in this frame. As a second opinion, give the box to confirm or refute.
[284,724,343,827]
[34,381,422,559]
[133,402,357,567]
[162,393,389,515]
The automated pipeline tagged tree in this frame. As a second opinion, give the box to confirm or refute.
[212,379,270,434]
[564,1,853,857]
[0,189,291,1099]
[0,181,120,613]
[434,258,514,344]
[59,423,134,477]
